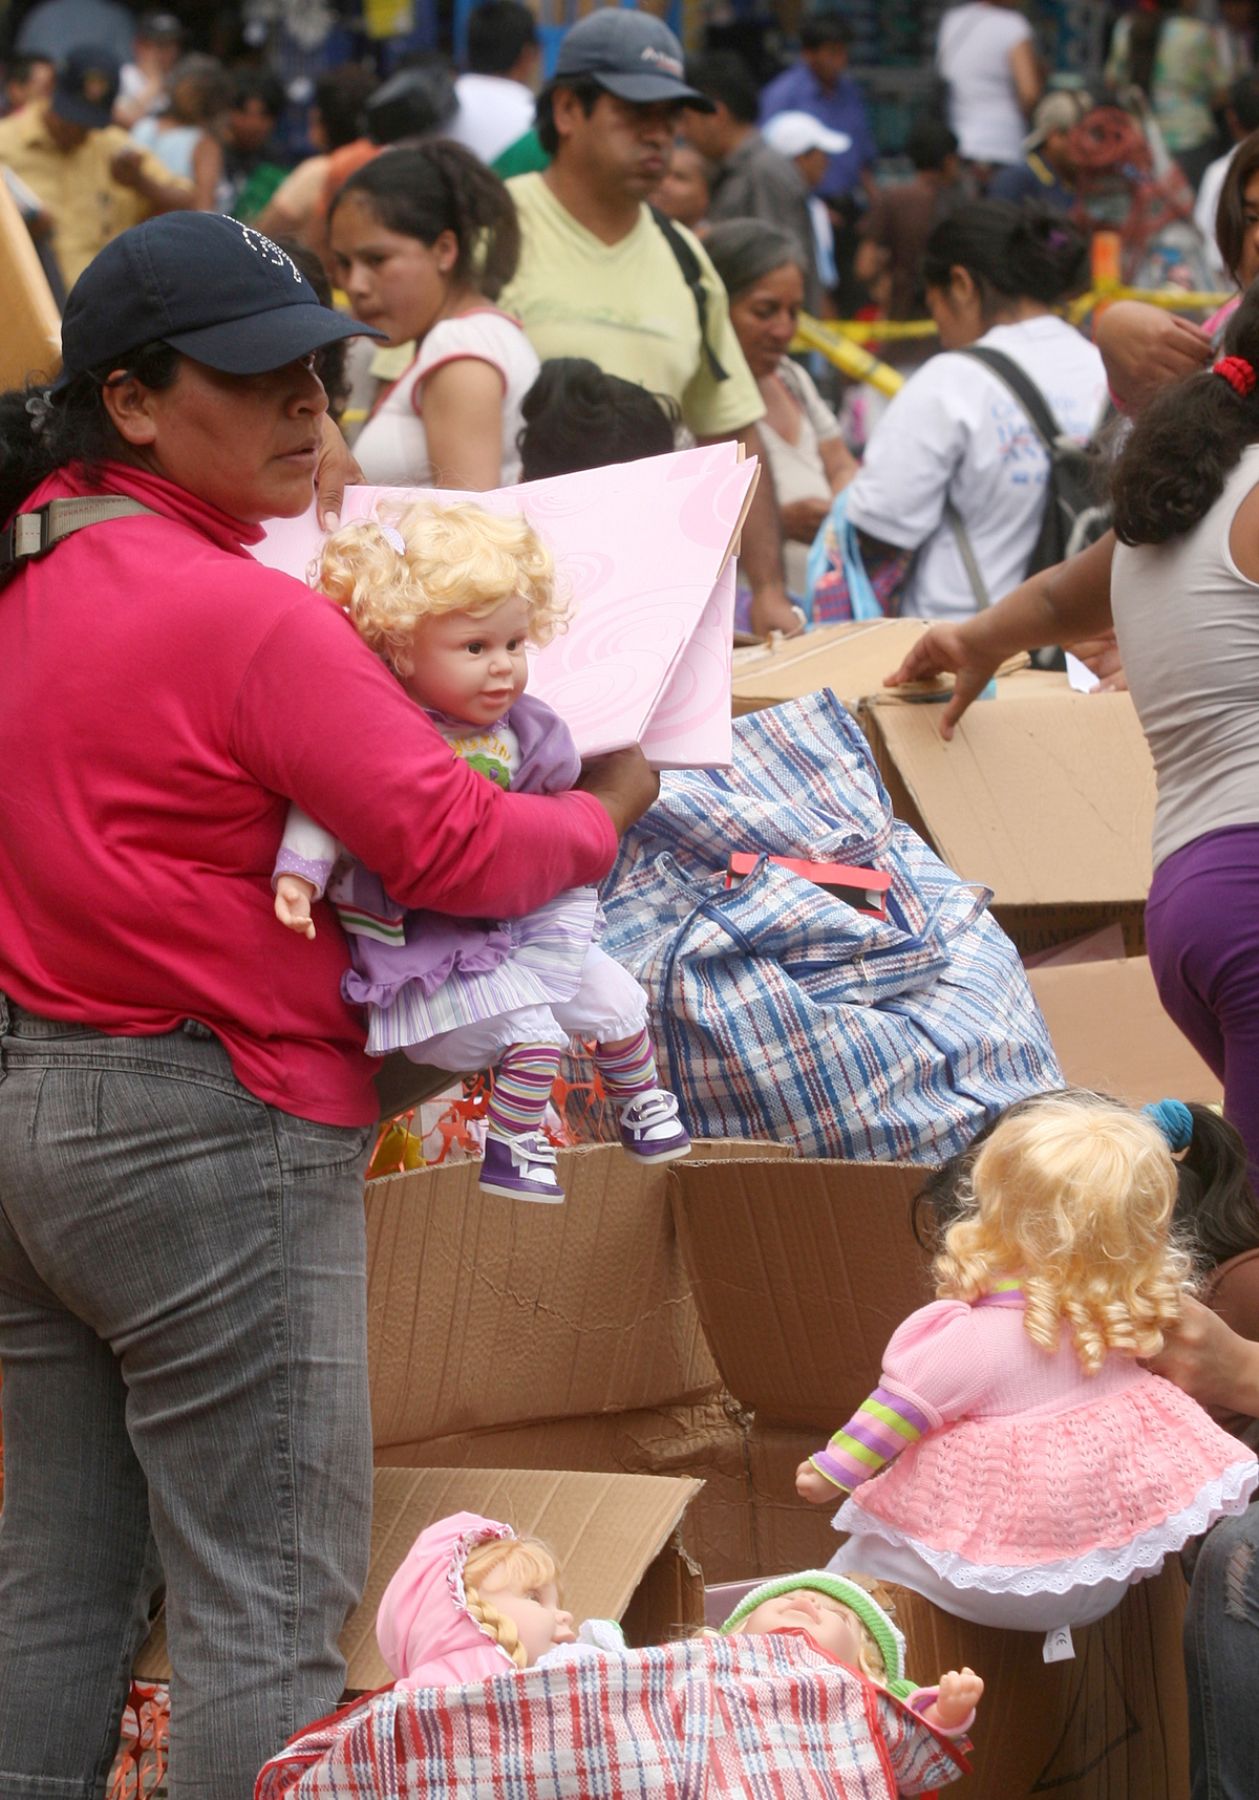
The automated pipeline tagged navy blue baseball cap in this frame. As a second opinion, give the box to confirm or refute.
[55,212,384,389]
[553,9,714,110]
[51,44,121,130]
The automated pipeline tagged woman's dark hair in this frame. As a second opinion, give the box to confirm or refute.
[685,50,759,125]
[1215,128,1259,282]
[921,200,1089,312]
[703,220,803,299]
[1111,281,1259,546]
[517,358,677,481]
[535,76,602,157]
[313,64,377,149]
[0,344,181,523]
[330,140,520,299]
[1174,1105,1259,1273]
[912,1093,1259,1279]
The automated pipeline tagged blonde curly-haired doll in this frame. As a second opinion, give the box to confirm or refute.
[796,1090,1259,1646]
[272,501,689,1202]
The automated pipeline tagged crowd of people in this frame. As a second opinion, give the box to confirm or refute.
[4,2,1259,1799]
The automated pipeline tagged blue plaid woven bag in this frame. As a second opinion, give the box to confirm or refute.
[599,692,1061,1162]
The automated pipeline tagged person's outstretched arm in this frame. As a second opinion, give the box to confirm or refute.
[884,530,1118,738]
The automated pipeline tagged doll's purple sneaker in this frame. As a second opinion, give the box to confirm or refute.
[479,1130,564,1203]
[616,1088,691,1164]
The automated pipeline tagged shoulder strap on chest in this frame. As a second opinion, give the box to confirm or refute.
[957,344,1063,449]
[0,496,157,585]
[649,206,730,383]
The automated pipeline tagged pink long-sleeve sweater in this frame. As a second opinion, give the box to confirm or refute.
[0,461,616,1123]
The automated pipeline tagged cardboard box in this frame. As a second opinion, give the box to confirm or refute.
[666,1156,936,1578]
[367,1141,790,1450]
[670,1156,932,1432]
[731,619,932,715]
[863,690,1156,954]
[729,619,1052,718]
[375,1397,760,1585]
[1028,956,1222,1107]
[0,177,60,391]
[879,1566,1190,1799]
[136,1465,704,1690]
[673,1157,1193,1796]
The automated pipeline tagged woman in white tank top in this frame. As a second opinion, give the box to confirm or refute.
[330,142,539,490]
[881,289,1259,1798]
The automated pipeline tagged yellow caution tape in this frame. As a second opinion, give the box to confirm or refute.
[792,314,905,396]
[795,283,1234,371]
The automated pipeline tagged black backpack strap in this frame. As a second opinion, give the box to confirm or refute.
[650,205,730,384]
[957,344,1063,451]
[0,496,155,584]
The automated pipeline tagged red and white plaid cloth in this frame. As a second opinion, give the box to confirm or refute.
[256,1634,970,1800]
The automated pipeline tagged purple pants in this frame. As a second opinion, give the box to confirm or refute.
[1146,824,1259,1180]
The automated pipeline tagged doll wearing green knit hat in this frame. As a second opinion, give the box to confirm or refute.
[720,1571,983,1738]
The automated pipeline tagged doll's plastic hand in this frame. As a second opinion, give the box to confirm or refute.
[926,1668,984,1732]
[275,874,317,939]
[795,1460,839,1504]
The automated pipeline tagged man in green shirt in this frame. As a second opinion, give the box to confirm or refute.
[500,9,797,636]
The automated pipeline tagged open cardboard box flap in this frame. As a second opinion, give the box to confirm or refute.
[136,1466,703,1691]
[863,689,1155,909]
[668,1157,932,1430]
[1028,956,1222,1107]
[367,1141,787,1451]
[731,620,930,714]
[729,619,1045,717]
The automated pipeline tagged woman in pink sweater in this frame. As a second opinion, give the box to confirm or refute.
[0,213,654,1800]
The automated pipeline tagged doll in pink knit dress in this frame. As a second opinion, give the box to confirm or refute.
[796,1090,1259,1648]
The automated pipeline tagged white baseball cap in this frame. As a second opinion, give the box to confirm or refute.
[762,110,852,159]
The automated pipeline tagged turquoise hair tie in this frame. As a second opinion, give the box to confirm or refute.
[1144,1098,1194,1152]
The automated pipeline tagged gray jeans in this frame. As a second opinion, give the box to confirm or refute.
[0,1001,374,1799]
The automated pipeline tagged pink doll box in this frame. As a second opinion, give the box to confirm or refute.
[253,444,758,769]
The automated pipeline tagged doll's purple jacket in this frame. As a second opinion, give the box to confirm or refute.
[273,693,584,1003]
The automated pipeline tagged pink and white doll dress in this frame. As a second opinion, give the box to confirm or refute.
[814,1284,1259,1647]
[272,692,650,1070]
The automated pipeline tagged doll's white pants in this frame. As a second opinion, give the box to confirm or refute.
[410,945,650,1071]
[828,1532,1136,1633]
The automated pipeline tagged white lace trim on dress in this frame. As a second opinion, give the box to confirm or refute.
[833,1457,1259,1595]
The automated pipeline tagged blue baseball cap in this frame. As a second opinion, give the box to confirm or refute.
[51,44,121,130]
[55,212,384,389]
[553,9,714,110]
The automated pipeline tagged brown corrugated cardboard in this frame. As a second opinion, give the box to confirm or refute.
[863,690,1156,953]
[669,1157,932,1430]
[668,1157,936,1579]
[137,1465,704,1690]
[1028,957,1223,1107]
[673,1157,1193,1794]
[731,619,932,715]
[367,1141,788,1450]
[881,1567,1189,1799]
[374,1398,758,1585]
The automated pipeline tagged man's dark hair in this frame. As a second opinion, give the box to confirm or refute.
[535,75,602,156]
[800,14,852,52]
[684,50,758,124]
[466,0,538,77]
[314,65,377,148]
[229,68,286,118]
[1229,70,1259,137]
[905,116,958,173]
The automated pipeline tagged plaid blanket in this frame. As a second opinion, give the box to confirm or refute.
[255,1635,969,1799]
[596,692,1061,1163]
